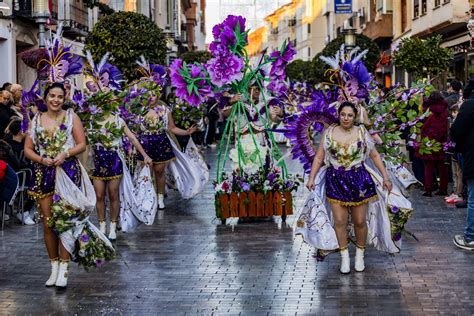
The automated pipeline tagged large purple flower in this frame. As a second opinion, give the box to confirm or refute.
[206,54,244,87]
[268,42,296,95]
[210,15,248,57]
[170,59,212,107]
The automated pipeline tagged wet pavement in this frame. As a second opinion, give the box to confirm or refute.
[0,146,473,315]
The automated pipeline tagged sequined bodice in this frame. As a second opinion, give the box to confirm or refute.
[30,109,75,159]
[324,125,368,170]
[140,107,168,135]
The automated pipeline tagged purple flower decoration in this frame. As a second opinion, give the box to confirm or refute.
[80,234,89,243]
[59,124,67,131]
[210,15,248,57]
[53,194,61,203]
[283,91,338,172]
[170,59,212,107]
[241,182,250,191]
[95,258,105,267]
[391,206,399,214]
[206,54,244,87]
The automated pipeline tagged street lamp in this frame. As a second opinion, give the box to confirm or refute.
[33,0,49,49]
[343,25,356,51]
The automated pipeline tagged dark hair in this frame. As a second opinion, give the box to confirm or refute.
[1,82,11,91]
[44,82,66,99]
[8,120,21,135]
[338,101,358,116]
[428,90,444,103]
[449,79,462,92]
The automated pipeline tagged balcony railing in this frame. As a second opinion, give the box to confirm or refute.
[52,1,89,36]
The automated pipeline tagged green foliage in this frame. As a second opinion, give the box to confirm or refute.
[393,35,452,79]
[366,80,441,163]
[285,59,316,84]
[179,50,213,64]
[85,11,167,81]
[312,34,380,83]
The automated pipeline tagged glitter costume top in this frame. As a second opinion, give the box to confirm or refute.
[139,106,168,135]
[29,108,76,159]
[324,125,373,170]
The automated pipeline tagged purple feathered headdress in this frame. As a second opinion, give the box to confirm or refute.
[84,50,123,93]
[37,24,83,84]
[136,55,168,86]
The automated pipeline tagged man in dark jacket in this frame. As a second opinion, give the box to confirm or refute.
[451,91,474,250]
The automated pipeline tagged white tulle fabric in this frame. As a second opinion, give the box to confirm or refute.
[166,136,209,199]
[118,155,158,232]
[56,163,114,254]
[295,131,413,254]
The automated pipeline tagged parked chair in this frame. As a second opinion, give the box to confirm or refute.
[0,165,20,231]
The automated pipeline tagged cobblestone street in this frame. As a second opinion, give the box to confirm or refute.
[0,147,473,315]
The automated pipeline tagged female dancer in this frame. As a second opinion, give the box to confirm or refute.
[305,102,392,274]
[137,99,197,209]
[89,110,152,240]
[24,83,89,288]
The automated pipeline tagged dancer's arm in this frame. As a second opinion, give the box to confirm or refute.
[123,125,152,166]
[306,132,326,191]
[167,112,197,136]
[369,147,392,192]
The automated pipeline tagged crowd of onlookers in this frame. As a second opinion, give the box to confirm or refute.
[0,82,36,225]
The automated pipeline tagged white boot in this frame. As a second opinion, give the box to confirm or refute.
[99,221,106,234]
[45,258,59,287]
[108,221,117,240]
[55,260,69,289]
[157,193,165,209]
[355,246,365,272]
[340,247,350,274]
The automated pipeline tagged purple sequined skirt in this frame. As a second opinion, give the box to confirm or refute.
[325,165,378,206]
[138,133,175,164]
[28,158,82,199]
[90,146,123,180]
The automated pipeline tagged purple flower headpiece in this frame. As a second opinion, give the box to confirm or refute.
[170,59,212,107]
[84,51,123,93]
[319,45,374,103]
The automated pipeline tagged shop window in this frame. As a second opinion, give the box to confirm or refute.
[413,0,419,18]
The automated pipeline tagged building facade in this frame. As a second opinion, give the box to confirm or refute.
[246,0,474,88]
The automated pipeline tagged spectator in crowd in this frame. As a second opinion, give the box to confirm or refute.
[0,90,16,138]
[445,80,464,204]
[416,91,449,197]
[452,80,474,250]
[444,79,462,111]
[1,82,12,92]
[9,84,22,115]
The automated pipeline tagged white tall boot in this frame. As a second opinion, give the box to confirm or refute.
[108,221,117,240]
[55,260,69,289]
[340,247,350,274]
[157,193,165,209]
[99,221,106,234]
[354,246,365,272]
[45,258,59,287]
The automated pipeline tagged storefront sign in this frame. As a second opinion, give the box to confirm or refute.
[335,0,352,14]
